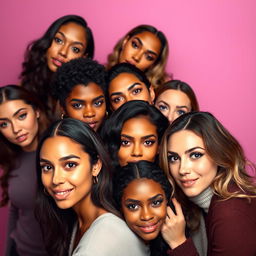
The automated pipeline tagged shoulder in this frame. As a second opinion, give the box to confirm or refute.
[73,213,149,256]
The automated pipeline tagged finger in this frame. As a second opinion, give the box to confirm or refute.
[172,198,184,217]
[166,205,176,219]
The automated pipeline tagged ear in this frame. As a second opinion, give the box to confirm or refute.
[149,85,155,104]
[92,159,102,177]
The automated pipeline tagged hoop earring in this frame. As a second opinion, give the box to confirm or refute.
[93,175,98,184]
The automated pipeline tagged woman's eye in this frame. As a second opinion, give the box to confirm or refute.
[112,97,123,104]
[18,113,27,120]
[158,104,168,111]
[132,88,142,95]
[94,100,104,107]
[0,122,8,128]
[177,110,186,116]
[145,54,155,62]
[41,165,52,173]
[190,152,203,159]
[71,103,82,109]
[152,198,163,207]
[126,203,139,211]
[72,47,81,54]
[54,37,63,44]
[121,140,130,147]
[65,162,77,169]
[168,154,179,163]
[131,41,139,49]
[144,140,156,146]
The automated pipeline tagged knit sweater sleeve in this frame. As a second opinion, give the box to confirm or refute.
[167,238,199,256]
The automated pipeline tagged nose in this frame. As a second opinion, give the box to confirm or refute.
[52,168,65,185]
[132,50,143,63]
[140,206,154,221]
[12,122,21,134]
[179,157,191,176]
[59,43,68,58]
[83,105,95,118]
[168,111,175,124]
[131,142,143,157]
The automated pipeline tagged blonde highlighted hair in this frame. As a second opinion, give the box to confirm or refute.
[106,24,170,89]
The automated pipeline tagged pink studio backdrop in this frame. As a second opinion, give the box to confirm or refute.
[0,0,255,254]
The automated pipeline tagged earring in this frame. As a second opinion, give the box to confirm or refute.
[93,175,98,184]
[105,111,109,117]
[61,113,65,119]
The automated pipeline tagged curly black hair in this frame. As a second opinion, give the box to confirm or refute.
[52,57,107,108]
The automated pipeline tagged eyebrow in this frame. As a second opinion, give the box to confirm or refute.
[69,95,104,103]
[157,100,189,110]
[134,37,158,56]
[168,146,205,155]
[57,31,85,47]
[110,83,141,98]
[125,194,164,204]
[121,134,157,140]
[0,108,27,121]
[40,154,80,163]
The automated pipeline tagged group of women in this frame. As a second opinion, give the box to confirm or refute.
[0,14,255,256]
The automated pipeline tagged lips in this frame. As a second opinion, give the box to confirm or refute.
[16,133,28,143]
[180,178,198,188]
[52,57,65,67]
[86,121,98,130]
[52,188,74,200]
[138,221,160,234]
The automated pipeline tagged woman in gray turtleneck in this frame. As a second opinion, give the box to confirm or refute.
[159,111,256,256]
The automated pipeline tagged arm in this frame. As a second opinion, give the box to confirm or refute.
[5,203,18,256]
[162,198,199,256]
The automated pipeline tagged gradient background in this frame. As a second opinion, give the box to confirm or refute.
[0,0,255,254]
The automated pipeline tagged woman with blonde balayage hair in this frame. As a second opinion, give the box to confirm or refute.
[106,24,170,89]
[159,111,256,256]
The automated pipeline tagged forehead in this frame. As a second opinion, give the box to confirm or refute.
[109,72,147,93]
[67,83,104,101]
[123,178,165,199]
[157,89,191,106]
[40,135,86,158]
[168,130,204,152]
[57,22,87,44]
[130,31,162,55]
[122,116,157,136]
[0,100,32,117]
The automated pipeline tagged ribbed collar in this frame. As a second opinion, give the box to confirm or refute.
[190,187,214,213]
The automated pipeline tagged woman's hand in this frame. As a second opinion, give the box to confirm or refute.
[161,198,187,249]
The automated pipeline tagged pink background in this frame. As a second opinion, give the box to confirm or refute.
[0,0,255,254]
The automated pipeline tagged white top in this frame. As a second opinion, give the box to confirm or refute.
[69,213,150,256]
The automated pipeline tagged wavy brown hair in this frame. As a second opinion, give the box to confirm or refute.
[0,85,49,207]
[106,24,170,89]
[159,111,256,230]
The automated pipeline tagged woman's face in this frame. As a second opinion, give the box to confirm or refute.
[167,130,217,197]
[109,72,155,111]
[122,178,167,241]
[119,31,162,71]
[118,116,158,166]
[0,100,39,151]
[46,22,87,72]
[40,136,102,210]
[155,89,191,124]
[64,83,106,131]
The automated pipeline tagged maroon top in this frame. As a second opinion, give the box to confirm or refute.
[168,185,256,256]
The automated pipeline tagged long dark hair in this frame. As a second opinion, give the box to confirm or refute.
[20,15,94,119]
[0,85,48,207]
[114,160,172,256]
[100,100,169,170]
[35,118,119,255]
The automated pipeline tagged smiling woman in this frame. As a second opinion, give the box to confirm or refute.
[35,118,150,256]
[0,85,49,256]
[20,15,94,121]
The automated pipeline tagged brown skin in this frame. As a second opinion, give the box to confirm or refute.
[122,178,167,241]
[119,31,161,71]
[64,83,106,131]
[46,22,87,72]
[109,72,155,111]
[118,116,158,166]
